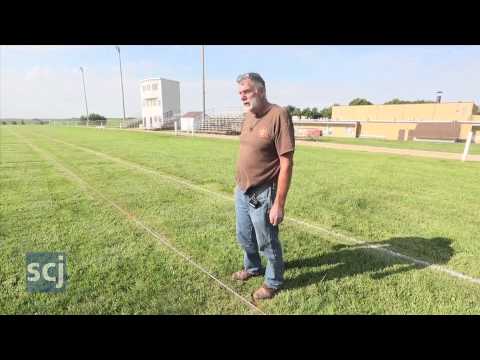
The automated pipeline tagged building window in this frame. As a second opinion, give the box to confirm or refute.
[150,117,152,127]
[147,84,151,91]
[143,117,146,127]
[157,99,161,106]
[152,84,158,91]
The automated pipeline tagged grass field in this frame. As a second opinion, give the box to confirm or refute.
[305,136,480,154]
[1,125,480,314]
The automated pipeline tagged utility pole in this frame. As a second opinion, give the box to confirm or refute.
[116,46,127,128]
[80,67,89,127]
[201,45,206,126]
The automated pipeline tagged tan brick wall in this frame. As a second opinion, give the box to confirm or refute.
[332,102,474,122]
[359,122,417,140]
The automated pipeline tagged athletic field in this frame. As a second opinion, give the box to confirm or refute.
[1,125,480,314]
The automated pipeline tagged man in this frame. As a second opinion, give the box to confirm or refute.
[232,72,295,301]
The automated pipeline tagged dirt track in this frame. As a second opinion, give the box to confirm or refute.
[114,128,480,162]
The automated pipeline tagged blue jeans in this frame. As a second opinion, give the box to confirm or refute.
[235,183,284,289]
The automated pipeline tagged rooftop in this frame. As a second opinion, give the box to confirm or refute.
[141,78,180,83]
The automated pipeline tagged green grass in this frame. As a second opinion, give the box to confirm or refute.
[304,135,480,154]
[1,125,480,314]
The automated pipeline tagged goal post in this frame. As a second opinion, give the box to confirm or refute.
[462,124,480,161]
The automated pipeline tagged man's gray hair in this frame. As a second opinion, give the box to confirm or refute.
[236,72,266,91]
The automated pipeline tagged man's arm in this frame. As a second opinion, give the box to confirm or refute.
[269,151,294,226]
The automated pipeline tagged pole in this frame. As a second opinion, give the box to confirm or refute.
[201,45,206,126]
[116,46,127,128]
[462,130,474,162]
[80,67,89,127]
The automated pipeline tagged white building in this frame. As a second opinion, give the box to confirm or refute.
[180,112,204,131]
[140,78,181,130]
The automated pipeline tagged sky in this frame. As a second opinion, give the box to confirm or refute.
[1,45,479,119]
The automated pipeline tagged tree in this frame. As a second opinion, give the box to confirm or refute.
[384,98,403,105]
[384,98,435,105]
[311,107,320,119]
[79,113,107,125]
[292,107,302,118]
[319,106,333,119]
[349,98,373,106]
[285,105,296,117]
[88,113,106,121]
[301,107,312,119]
[473,104,480,115]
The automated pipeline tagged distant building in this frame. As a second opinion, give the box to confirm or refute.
[140,78,180,130]
[180,112,204,131]
[294,102,480,142]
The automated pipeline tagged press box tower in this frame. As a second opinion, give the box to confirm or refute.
[140,78,181,130]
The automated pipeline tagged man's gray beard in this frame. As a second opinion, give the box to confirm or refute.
[250,97,260,112]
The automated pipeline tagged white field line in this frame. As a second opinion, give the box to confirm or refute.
[12,130,265,315]
[35,131,480,287]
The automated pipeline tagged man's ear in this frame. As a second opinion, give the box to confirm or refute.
[258,88,266,99]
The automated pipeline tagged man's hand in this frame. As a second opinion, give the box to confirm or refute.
[269,152,293,226]
[269,202,284,226]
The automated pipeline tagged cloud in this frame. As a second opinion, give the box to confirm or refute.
[2,45,479,118]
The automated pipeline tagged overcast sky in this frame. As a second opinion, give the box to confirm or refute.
[1,45,479,119]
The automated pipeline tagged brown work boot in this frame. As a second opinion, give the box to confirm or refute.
[232,269,261,282]
[252,284,280,301]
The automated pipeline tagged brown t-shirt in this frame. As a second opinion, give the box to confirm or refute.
[235,104,295,192]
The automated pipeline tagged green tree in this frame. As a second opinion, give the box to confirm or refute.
[301,107,312,119]
[285,105,296,117]
[349,98,373,106]
[88,113,106,121]
[292,107,302,118]
[311,107,320,119]
[79,113,107,125]
[384,98,403,105]
[319,106,333,119]
[384,98,435,105]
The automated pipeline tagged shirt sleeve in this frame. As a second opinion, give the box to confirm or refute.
[274,108,295,156]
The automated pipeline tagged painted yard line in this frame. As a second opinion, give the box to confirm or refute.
[34,131,480,287]
[10,129,265,315]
